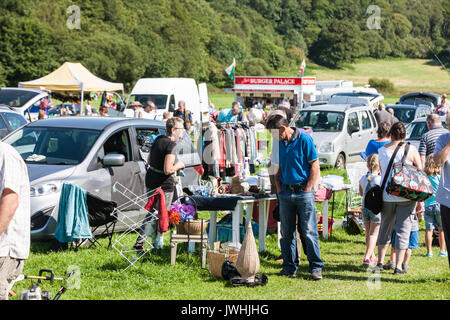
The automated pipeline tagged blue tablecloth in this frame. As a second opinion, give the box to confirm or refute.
[180,195,244,211]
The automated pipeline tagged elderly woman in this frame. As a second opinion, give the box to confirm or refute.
[365,121,391,157]
[375,122,423,275]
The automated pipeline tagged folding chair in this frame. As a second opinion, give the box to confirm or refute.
[345,162,368,218]
[111,182,162,271]
[69,193,118,250]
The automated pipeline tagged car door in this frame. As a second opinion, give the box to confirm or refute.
[359,110,375,154]
[345,111,362,162]
[86,127,145,228]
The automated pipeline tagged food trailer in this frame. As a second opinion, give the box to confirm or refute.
[232,76,316,110]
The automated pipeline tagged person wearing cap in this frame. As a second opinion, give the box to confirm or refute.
[130,101,144,118]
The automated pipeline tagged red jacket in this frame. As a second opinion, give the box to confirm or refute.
[144,188,169,233]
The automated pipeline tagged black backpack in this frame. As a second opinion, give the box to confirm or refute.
[364,175,383,215]
[364,143,404,215]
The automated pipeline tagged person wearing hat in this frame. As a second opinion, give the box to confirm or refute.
[130,101,144,118]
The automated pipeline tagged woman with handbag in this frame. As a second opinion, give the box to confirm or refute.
[375,122,424,275]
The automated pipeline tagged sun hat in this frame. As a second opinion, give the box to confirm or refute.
[130,101,143,107]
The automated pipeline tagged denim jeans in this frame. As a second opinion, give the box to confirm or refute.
[278,186,323,273]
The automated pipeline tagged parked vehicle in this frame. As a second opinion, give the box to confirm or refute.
[328,91,384,109]
[0,106,28,139]
[405,116,448,149]
[294,104,378,169]
[2,117,202,240]
[0,87,49,121]
[398,92,441,108]
[384,104,432,124]
[125,78,209,126]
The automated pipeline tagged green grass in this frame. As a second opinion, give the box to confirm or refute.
[14,221,449,300]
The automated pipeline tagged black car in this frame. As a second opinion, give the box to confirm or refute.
[385,104,433,124]
[398,92,441,108]
[0,106,28,139]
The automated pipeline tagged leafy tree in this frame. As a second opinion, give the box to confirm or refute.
[312,19,369,67]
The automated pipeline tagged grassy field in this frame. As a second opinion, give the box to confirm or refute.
[13,219,449,300]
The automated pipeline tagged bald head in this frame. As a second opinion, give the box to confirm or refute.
[427,113,442,128]
[378,103,386,111]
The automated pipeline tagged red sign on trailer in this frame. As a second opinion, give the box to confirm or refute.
[234,76,315,86]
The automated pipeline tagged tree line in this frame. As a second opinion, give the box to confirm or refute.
[0,0,448,91]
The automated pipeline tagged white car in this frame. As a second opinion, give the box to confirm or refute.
[0,87,49,121]
[294,103,378,169]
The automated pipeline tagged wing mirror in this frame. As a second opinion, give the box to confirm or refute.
[102,153,125,166]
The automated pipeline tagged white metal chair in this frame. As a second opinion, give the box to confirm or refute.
[345,162,368,217]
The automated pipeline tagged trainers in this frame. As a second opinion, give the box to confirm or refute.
[438,251,448,257]
[383,261,394,270]
[425,253,433,258]
[133,244,147,255]
[310,270,323,281]
[393,268,405,275]
[363,258,371,265]
[402,263,409,273]
[276,269,296,278]
[373,262,384,272]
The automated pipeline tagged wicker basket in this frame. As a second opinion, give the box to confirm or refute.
[176,220,208,235]
[207,249,239,278]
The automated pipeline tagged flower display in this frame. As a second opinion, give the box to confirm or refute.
[168,201,195,225]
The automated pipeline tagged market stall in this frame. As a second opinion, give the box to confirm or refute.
[18,62,124,114]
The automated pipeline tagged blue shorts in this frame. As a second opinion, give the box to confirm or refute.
[392,230,419,249]
[424,203,442,230]
[362,207,381,223]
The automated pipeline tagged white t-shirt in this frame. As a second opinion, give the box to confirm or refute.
[0,142,30,259]
[141,110,158,120]
[359,173,381,196]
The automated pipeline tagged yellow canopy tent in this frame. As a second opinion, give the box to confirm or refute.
[19,62,124,114]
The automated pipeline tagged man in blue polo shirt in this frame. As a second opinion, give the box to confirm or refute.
[266,114,323,280]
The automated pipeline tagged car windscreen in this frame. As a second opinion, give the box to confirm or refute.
[0,89,40,108]
[295,111,345,132]
[3,126,101,165]
[1,112,27,130]
[129,94,168,110]
[392,108,416,123]
[406,121,448,141]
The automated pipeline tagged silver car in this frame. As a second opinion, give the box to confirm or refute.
[405,116,448,149]
[294,104,378,169]
[2,117,201,240]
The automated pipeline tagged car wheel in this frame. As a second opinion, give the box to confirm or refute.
[335,153,346,170]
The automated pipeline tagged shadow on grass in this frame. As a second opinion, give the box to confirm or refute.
[31,241,52,253]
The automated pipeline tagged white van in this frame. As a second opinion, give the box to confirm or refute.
[125,78,209,125]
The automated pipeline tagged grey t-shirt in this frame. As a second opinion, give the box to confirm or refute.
[434,132,450,208]
[374,109,393,125]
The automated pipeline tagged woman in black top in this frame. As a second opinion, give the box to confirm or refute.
[135,117,185,254]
